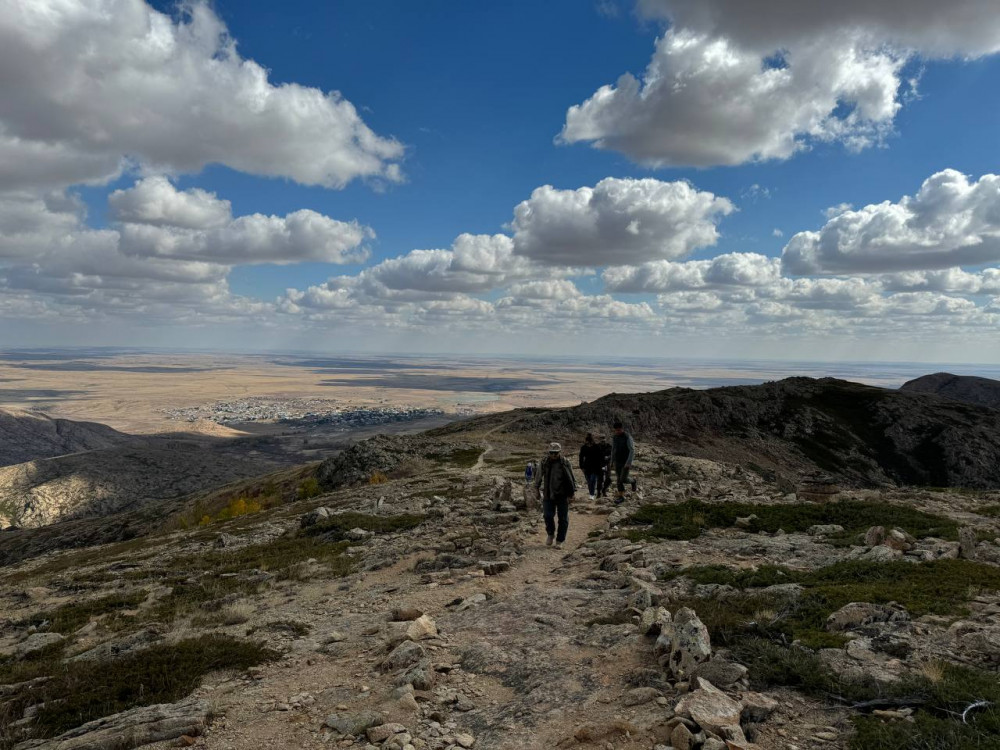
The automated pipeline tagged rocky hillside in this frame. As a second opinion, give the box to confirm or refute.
[0,437,303,530]
[435,377,1000,489]
[900,372,1000,410]
[4,432,1000,750]
[0,408,130,467]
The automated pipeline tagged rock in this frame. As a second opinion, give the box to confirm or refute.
[405,615,438,641]
[670,722,696,750]
[300,507,331,528]
[702,739,727,750]
[398,661,435,690]
[367,723,406,743]
[691,659,748,688]
[398,693,420,713]
[663,607,712,679]
[734,514,758,529]
[808,524,844,536]
[640,606,672,637]
[860,544,901,562]
[622,687,660,706]
[673,678,744,740]
[864,526,886,547]
[826,602,909,632]
[69,628,162,662]
[381,641,426,671]
[959,526,979,560]
[323,711,385,736]
[454,733,475,748]
[884,528,915,552]
[347,527,374,541]
[391,607,424,622]
[481,561,510,576]
[15,632,64,659]
[12,697,209,750]
[741,692,779,723]
[214,532,239,548]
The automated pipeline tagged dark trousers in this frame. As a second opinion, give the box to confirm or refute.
[543,496,569,542]
[615,465,630,494]
[599,466,611,496]
[586,473,599,496]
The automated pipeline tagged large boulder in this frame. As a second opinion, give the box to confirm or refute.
[826,602,909,632]
[673,678,745,743]
[656,607,711,679]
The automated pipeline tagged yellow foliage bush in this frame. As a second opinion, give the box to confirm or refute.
[369,471,389,485]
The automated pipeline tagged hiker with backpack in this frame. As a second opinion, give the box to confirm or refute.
[578,433,604,500]
[534,442,577,549]
[612,420,635,506]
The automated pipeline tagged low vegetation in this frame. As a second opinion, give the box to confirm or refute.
[301,511,424,539]
[667,559,1000,649]
[626,499,958,545]
[21,591,148,635]
[729,638,1000,750]
[426,447,483,469]
[0,635,277,747]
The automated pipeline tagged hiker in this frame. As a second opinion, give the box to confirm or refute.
[612,420,635,505]
[534,441,577,549]
[578,433,603,500]
[595,434,613,498]
[525,459,537,485]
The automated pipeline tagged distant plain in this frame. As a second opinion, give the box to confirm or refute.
[3,348,1000,435]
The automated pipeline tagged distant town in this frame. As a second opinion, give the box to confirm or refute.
[162,397,444,429]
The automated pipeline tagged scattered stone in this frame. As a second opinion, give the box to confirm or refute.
[808,524,844,536]
[454,732,475,748]
[640,606,672,637]
[214,532,239,548]
[367,723,406,743]
[323,711,385,736]
[690,659,747,688]
[481,561,510,576]
[381,641,426,672]
[670,722,696,750]
[826,602,909,632]
[622,687,660,706]
[959,526,979,560]
[734,514,758,529]
[864,526,886,547]
[300,507,331,528]
[662,607,712,680]
[673,679,744,742]
[406,615,438,641]
[740,692,779,723]
[391,607,424,622]
[15,632,64,659]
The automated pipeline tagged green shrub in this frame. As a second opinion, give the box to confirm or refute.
[301,512,424,539]
[21,591,148,635]
[297,477,321,500]
[627,499,958,544]
[1,636,277,744]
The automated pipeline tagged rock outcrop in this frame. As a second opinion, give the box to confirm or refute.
[901,372,1000,410]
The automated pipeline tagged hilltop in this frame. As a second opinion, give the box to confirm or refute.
[900,372,1000,410]
[0,408,130,468]
[435,376,1000,489]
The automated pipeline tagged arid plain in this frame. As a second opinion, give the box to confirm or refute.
[0,349,961,436]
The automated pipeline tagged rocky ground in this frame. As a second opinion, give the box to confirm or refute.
[4,434,1000,750]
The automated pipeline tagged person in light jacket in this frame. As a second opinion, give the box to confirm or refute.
[534,442,577,549]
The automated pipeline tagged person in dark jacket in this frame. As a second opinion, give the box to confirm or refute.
[611,420,635,506]
[594,434,613,498]
[534,441,577,549]
[578,433,604,500]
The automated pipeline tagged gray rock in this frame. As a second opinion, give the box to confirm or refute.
[381,640,426,671]
[15,632,64,659]
[691,659,748,688]
[827,602,909,632]
[622,686,660,706]
[69,628,162,662]
[13,697,209,750]
[640,606,671,637]
[662,607,711,679]
[959,526,979,560]
[300,507,331,528]
[808,524,845,536]
[323,711,385,736]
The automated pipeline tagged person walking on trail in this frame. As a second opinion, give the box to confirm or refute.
[595,434,613,498]
[612,420,635,506]
[534,442,577,549]
[579,433,603,500]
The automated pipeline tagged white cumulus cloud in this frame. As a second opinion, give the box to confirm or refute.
[0,0,403,191]
[562,0,1000,167]
[782,170,1000,274]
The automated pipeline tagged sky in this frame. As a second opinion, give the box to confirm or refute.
[2,0,1000,362]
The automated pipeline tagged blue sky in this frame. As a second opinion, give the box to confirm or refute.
[3,0,1000,360]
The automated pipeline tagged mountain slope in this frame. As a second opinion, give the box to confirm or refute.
[900,372,1000,410]
[434,376,1000,488]
[0,407,130,467]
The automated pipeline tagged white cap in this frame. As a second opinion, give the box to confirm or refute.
[548,442,561,452]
